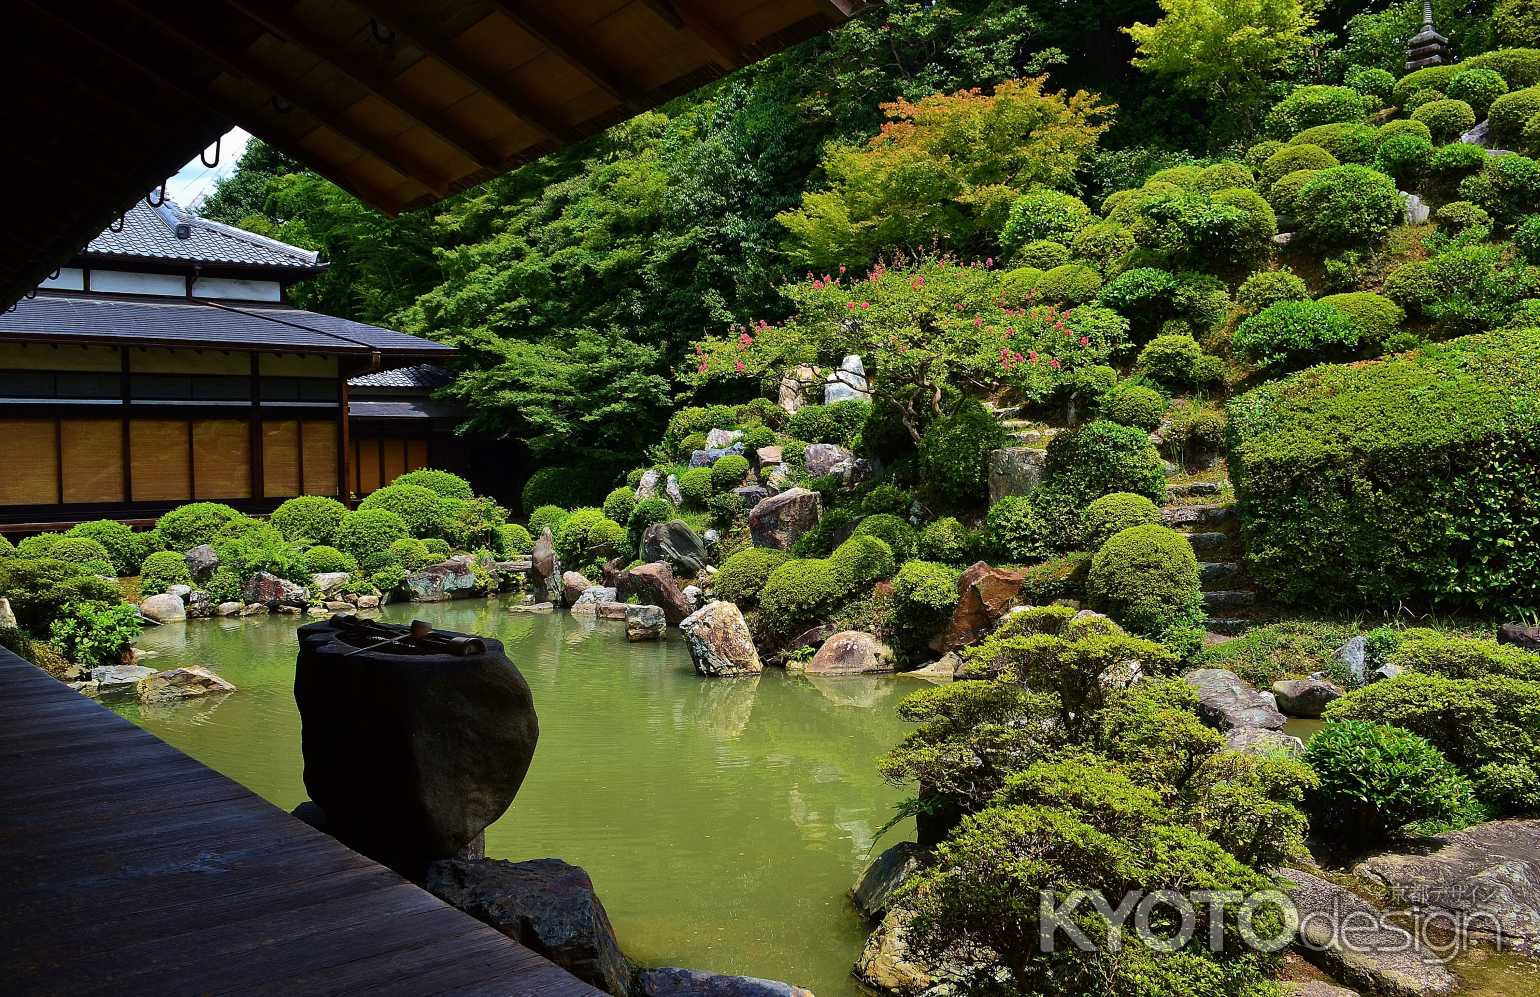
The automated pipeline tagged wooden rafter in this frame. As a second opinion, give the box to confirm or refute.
[482,1,642,112]
[349,0,577,145]
[222,1,502,170]
[641,0,742,71]
[113,0,450,195]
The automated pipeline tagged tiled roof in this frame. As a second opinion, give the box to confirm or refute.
[348,363,454,389]
[349,399,462,420]
[86,199,320,270]
[0,293,452,357]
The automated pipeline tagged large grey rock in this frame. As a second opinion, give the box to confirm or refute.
[778,364,817,414]
[527,528,561,604]
[0,597,15,630]
[1184,668,1285,731]
[1281,867,1457,997]
[1333,636,1368,684]
[242,571,309,609]
[704,428,742,449]
[295,618,538,879]
[561,571,594,608]
[137,666,235,702]
[1402,191,1430,225]
[1285,985,1359,997]
[625,603,666,642]
[184,544,219,581]
[214,600,242,617]
[680,601,761,677]
[802,630,895,675]
[425,857,630,996]
[853,842,926,920]
[310,571,350,597]
[748,488,820,550]
[167,584,192,601]
[637,968,813,997]
[1271,677,1342,718]
[617,562,691,626]
[405,559,479,602]
[733,484,772,508]
[689,444,744,469]
[987,448,1047,503]
[824,354,869,403]
[1225,726,1305,756]
[1354,819,1540,952]
[569,586,617,615]
[185,591,213,619]
[139,591,186,623]
[803,442,854,477]
[1499,622,1540,652]
[641,521,708,577]
[665,474,685,506]
[634,469,662,501]
[90,664,156,694]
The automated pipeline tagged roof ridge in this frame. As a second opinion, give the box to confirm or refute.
[183,207,321,265]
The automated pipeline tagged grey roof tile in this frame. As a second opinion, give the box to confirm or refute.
[348,363,454,389]
[86,198,320,270]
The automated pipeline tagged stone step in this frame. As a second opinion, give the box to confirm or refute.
[1203,589,1256,612]
[1161,504,1236,529]
[1167,480,1227,499]
[1184,531,1237,561]
[1197,562,1246,590]
[1207,617,1252,636]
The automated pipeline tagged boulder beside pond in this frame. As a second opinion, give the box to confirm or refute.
[184,544,219,581]
[617,562,691,626]
[425,857,631,997]
[242,571,309,609]
[1270,677,1342,718]
[801,631,895,675]
[625,604,666,642]
[1184,668,1285,731]
[636,968,813,997]
[139,592,186,623]
[852,841,927,921]
[90,664,156,695]
[405,559,479,602]
[935,562,1025,651]
[748,488,820,551]
[680,601,761,677]
[640,521,708,577]
[137,666,235,702]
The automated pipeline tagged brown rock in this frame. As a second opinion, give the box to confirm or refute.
[1499,622,1540,652]
[561,571,593,608]
[934,562,1026,651]
[137,666,236,702]
[680,601,762,677]
[748,488,821,550]
[803,631,895,675]
[616,561,691,626]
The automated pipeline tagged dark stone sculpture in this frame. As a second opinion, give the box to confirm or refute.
[294,618,539,880]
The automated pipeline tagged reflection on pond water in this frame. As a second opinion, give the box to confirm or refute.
[118,598,917,996]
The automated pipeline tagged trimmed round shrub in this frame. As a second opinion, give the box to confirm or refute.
[521,465,613,513]
[997,266,1046,306]
[1261,143,1339,188]
[1146,164,1203,187]
[1317,292,1405,345]
[1211,187,1279,247]
[918,517,973,564]
[1306,720,1481,842]
[302,545,356,574]
[709,454,751,492]
[1411,99,1476,144]
[1428,141,1489,178]
[1069,221,1135,274]
[389,537,436,570]
[1016,239,1070,270]
[556,508,627,571]
[786,400,869,447]
[677,466,714,507]
[1234,299,1364,370]
[139,549,192,594]
[1393,65,1461,108]
[155,502,242,552]
[1266,85,1366,138]
[830,534,896,592]
[626,498,673,555]
[714,547,791,607]
[1447,67,1509,117]
[335,508,410,567]
[1373,133,1433,184]
[1001,189,1092,251]
[984,495,1050,563]
[1135,334,1209,390]
[1490,87,1540,146]
[1382,260,1438,314]
[1033,264,1103,305]
[1081,493,1162,550]
[1086,524,1202,640]
[423,538,451,558]
[393,468,474,500]
[0,534,13,557]
[19,534,114,576]
[1291,122,1377,164]
[892,559,962,645]
[758,558,844,636]
[602,486,637,525]
[1097,266,1176,334]
[65,520,143,576]
[917,399,1007,508]
[1459,153,1540,226]
[1100,384,1166,431]
[677,432,707,459]
[1266,169,1324,217]
[1042,421,1167,505]
[270,496,349,546]
[1195,161,1256,193]
[1295,165,1404,247]
[1517,214,1540,263]
[1345,65,1396,103]
[357,484,448,539]
[1434,200,1493,232]
[851,513,918,563]
[792,507,857,558]
[495,523,534,556]
[1238,269,1309,315]
[1403,88,1447,112]
[527,505,568,538]
[1244,139,1284,169]
[1375,119,1434,147]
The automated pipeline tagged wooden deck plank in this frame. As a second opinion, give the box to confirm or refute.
[0,648,605,997]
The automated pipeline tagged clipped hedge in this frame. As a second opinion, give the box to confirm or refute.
[18,534,115,577]
[155,502,242,552]
[394,468,474,500]
[270,495,349,547]
[65,520,145,576]
[1087,524,1203,645]
[1227,327,1540,609]
[917,398,1007,508]
[714,547,791,607]
[1081,492,1162,550]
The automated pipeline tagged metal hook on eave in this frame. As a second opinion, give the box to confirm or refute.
[108,212,125,233]
[147,182,167,208]
[368,17,395,44]
[48,268,60,280]
[200,135,221,169]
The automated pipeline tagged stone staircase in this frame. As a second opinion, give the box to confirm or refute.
[983,402,1059,447]
[1162,480,1256,634]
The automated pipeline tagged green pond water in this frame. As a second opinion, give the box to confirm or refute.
[115,597,916,996]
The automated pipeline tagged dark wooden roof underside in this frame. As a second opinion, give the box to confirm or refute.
[2,0,867,308]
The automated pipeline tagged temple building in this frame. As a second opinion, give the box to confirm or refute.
[0,199,458,532]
